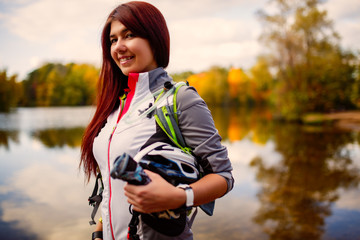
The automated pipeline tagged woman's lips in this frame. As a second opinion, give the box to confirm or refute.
[120,56,134,65]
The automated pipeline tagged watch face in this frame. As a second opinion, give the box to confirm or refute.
[177,184,190,190]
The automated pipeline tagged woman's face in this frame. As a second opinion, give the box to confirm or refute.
[110,20,158,76]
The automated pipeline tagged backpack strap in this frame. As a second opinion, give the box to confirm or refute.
[154,81,215,216]
[154,82,192,155]
[88,172,104,225]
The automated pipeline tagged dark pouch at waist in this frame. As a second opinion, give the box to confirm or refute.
[141,211,187,237]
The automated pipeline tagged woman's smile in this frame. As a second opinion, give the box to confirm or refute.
[119,56,135,65]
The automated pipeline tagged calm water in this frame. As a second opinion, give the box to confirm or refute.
[0,107,359,240]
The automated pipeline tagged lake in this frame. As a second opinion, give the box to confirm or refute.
[0,106,359,240]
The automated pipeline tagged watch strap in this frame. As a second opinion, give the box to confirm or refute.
[92,231,103,240]
[177,184,194,207]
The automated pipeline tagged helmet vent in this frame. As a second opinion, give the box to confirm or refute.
[181,163,195,173]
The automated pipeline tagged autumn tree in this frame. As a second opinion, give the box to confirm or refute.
[187,66,229,106]
[227,67,251,104]
[21,63,98,107]
[258,0,359,119]
[0,70,23,112]
[22,63,67,106]
[59,63,98,106]
[249,56,274,105]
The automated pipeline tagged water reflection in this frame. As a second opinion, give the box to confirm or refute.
[0,133,93,240]
[211,106,274,144]
[0,130,19,150]
[0,107,359,240]
[249,124,360,240]
[32,127,85,148]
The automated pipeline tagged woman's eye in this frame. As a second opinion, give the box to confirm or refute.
[110,38,117,44]
[125,33,135,39]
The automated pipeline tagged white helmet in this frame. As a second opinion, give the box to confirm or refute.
[134,142,199,185]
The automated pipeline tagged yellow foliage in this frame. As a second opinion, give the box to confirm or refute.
[228,68,244,85]
[187,72,210,99]
[227,109,249,141]
[186,67,229,105]
[187,73,206,92]
[228,123,244,142]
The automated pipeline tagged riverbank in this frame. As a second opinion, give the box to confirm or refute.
[303,111,360,132]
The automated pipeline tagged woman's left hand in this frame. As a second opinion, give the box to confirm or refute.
[124,170,185,213]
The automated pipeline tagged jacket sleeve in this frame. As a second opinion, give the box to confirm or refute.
[176,85,234,193]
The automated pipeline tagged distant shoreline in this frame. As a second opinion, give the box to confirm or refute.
[303,111,360,132]
[324,111,360,132]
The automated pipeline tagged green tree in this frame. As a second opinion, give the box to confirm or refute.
[0,70,23,112]
[249,56,275,105]
[58,63,98,106]
[21,63,98,107]
[258,0,359,119]
[170,71,194,83]
[22,63,68,106]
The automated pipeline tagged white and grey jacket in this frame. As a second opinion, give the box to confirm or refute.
[92,67,233,240]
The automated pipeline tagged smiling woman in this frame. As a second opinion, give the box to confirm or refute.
[80,1,233,240]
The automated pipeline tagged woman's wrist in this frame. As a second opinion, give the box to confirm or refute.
[94,223,102,232]
[92,231,103,240]
[177,184,194,207]
[172,185,187,209]
[93,217,103,239]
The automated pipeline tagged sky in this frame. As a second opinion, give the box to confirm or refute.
[0,0,359,80]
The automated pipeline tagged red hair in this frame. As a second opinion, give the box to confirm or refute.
[80,1,170,181]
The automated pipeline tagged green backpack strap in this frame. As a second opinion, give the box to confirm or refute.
[154,82,192,154]
[154,82,215,216]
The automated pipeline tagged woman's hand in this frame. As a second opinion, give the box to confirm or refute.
[124,170,186,213]
[92,220,103,240]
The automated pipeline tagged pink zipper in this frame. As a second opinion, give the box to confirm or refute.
[107,97,124,240]
[107,73,139,240]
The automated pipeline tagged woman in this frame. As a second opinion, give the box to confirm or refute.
[80,1,233,240]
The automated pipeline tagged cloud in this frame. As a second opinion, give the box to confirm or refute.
[151,0,264,20]
[168,16,261,72]
[336,188,360,210]
[0,0,359,78]
[323,0,360,20]
[0,155,93,239]
[322,0,360,50]
[1,0,266,75]
[5,0,108,42]
[223,139,283,190]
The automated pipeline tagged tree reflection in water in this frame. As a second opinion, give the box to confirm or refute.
[1,107,360,239]
[0,130,19,150]
[250,124,360,240]
[31,127,85,148]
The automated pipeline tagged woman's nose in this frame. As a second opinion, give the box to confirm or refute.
[115,40,127,53]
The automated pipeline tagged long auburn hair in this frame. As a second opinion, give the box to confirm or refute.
[80,1,170,181]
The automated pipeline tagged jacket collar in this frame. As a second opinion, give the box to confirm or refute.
[128,67,172,94]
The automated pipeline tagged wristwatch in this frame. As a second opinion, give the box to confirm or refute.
[177,184,194,207]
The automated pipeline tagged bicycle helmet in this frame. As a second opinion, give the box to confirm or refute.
[134,142,199,186]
